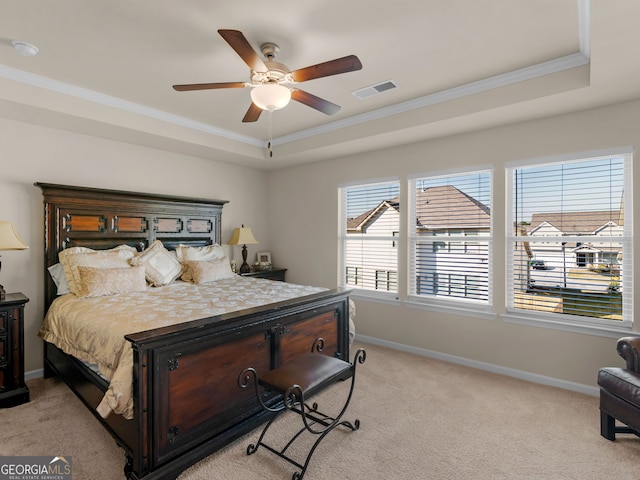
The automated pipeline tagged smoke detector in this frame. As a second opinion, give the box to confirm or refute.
[11,40,39,57]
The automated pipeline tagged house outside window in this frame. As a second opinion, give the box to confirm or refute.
[346,266,360,286]
[375,270,397,291]
[339,179,400,297]
[408,169,493,308]
[506,150,632,329]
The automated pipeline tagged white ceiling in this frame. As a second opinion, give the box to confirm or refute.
[0,1,638,170]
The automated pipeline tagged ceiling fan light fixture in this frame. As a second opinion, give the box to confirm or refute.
[250,84,291,111]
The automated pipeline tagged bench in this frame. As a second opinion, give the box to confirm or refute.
[238,339,366,479]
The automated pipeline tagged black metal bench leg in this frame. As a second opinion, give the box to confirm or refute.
[238,348,366,480]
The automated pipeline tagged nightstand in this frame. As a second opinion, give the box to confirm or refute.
[0,292,29,408]
[241,268,287,282]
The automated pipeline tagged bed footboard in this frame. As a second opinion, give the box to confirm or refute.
[125,289,350,479]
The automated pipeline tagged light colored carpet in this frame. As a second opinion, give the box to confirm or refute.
[2,342,640,479]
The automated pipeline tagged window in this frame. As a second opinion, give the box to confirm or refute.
[408,169,492,306]
[339,179,400,296]
[507,151,632,328]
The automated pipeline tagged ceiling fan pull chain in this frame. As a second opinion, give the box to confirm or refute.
[268,110,274,158]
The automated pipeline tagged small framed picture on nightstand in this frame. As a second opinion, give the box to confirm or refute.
[257,251,272,270]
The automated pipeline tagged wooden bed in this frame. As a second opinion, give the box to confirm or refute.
[35,183,351,480]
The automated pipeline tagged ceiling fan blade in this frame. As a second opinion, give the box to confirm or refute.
[291,89,341,115]
[291,55,362,83]
[173,82,247,91]
[242,103,263,123]
[218,29,268,72]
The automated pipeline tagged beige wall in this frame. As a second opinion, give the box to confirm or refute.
[267,99,640,389]
[0,117,270,373]
[4,98,639,390]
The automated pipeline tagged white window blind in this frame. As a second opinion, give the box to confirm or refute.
[409,170,492,305]
[339,180,400,295]
[507,153,632,326]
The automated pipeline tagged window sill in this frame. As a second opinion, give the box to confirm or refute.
[501,312,634,339]
[349,290,401,306]
[404,297,496,320]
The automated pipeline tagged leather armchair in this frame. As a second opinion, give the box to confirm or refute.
[598,336,640,440]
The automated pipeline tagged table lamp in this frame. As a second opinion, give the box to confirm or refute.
[0,221,28,300]
[228,225,258,274]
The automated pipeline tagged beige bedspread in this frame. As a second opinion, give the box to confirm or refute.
[39,276,328,419]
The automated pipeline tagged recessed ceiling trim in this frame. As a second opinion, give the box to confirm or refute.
[0,65,263,147]
[275,0,591,147]
[0,0,591,154]
[274,52,589,146]
[579,0,592,58]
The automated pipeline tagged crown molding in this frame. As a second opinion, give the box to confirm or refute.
[0,64,262,147]
[274,52,589,146]
[276,0,592,146]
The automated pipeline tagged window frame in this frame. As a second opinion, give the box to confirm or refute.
[406,167,494,317]
[502,148,634,337]
[338,177,401,302]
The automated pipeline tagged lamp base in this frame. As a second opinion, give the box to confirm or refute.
[239,244,251,274]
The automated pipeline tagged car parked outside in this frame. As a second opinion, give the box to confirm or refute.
[530,259,547,270]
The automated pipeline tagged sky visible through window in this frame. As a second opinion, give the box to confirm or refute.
[347,157,624,223]
[346,183,400,218]
[513,156,624,223]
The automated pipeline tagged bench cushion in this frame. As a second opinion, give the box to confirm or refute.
[260,354,351,395]
[598,367,640,409]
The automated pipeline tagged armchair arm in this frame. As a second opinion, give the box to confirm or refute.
[616,337,640,372]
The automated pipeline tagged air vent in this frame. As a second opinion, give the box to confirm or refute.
[351,80,400,99]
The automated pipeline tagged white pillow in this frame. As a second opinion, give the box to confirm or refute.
[130,240,182,286]
[47,263,71,295]
[184,257,235,284]
[58,245,138,295]
[76,265,147,298]
[176,244,225,281]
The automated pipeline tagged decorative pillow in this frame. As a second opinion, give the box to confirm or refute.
[184,257,235,284]
[47,263,71,295]
[130,240,182,286]
[75,265,147,298]
[176,244,225,281]
[58,245,138,295]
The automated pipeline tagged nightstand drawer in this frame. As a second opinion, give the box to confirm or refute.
[241,268,287,282]
[0,335,6,364]
[0,364,6,393]
[0,293,29,407]
[0,309,6,335]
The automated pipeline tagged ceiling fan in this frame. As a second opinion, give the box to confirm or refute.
[172,29,363,123]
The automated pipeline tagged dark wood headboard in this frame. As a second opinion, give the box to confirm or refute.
[35,182,228,309]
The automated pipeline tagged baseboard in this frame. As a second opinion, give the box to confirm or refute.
[355,334,600,397]
[25,368,44,381]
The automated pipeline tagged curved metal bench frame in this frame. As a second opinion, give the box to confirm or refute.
[238,338,366,480]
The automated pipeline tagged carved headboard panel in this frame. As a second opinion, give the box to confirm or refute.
[35,183,228,309]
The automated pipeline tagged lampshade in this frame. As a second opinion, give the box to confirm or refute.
[250,84,292,111]
[228,226,258,246]
[0,221,28,250]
